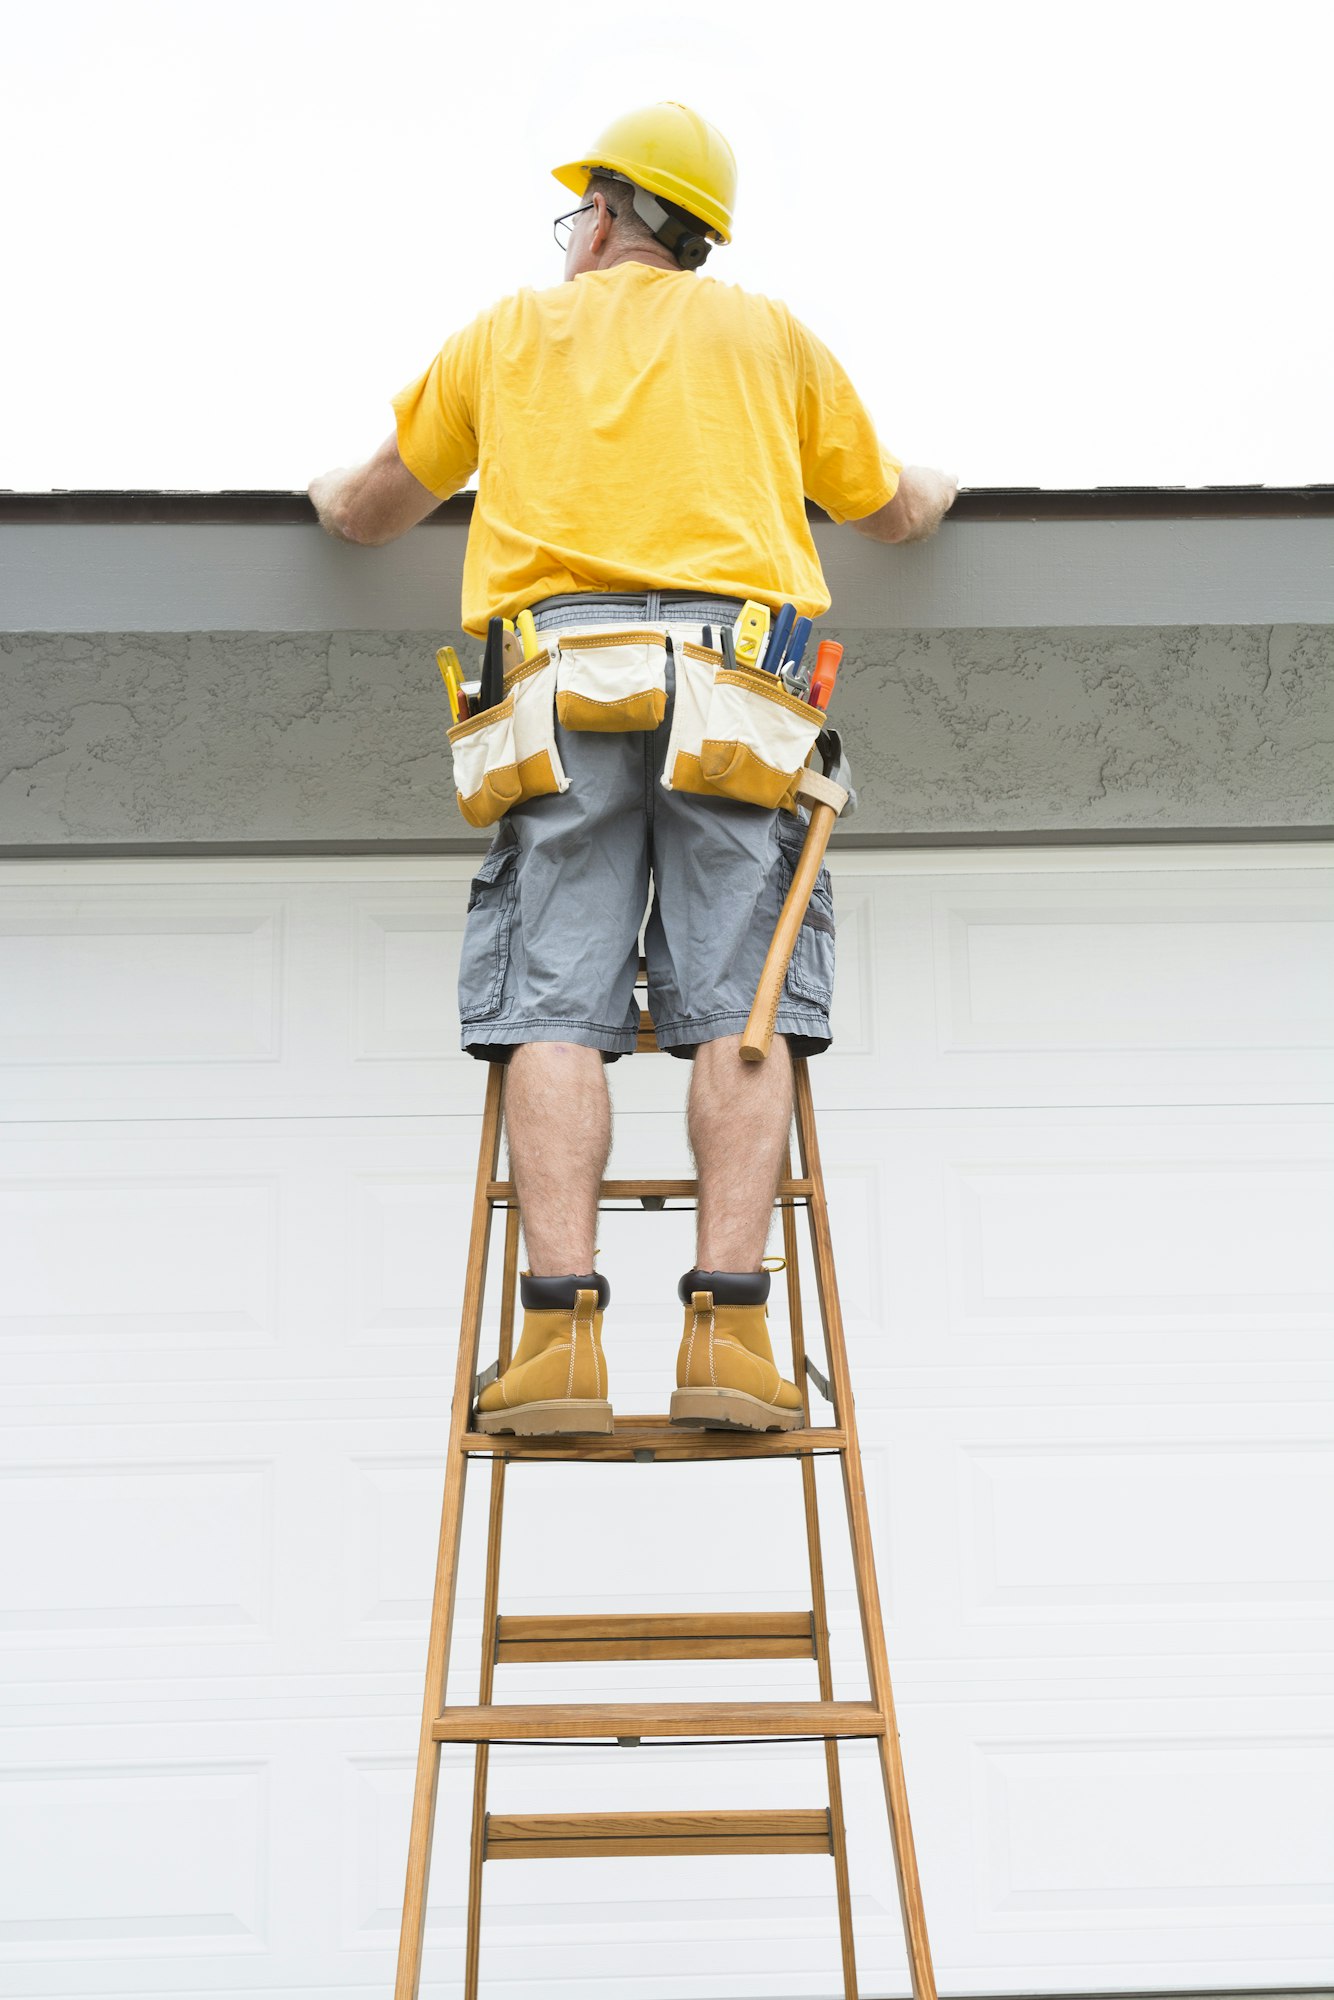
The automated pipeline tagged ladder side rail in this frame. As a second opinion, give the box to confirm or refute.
[782,1146,860,1999]
[394,1061,507,2000]
[793,1059,939,2000]
[464,1198,522,2000]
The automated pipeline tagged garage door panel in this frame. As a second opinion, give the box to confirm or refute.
[947,1158,1333,1326]
[348,1163,485,1344]
[0,888,282,1070]
[1,1168,281,1350]
[1,1457,273,1641]
[880,1404,1334,1667]
[0,1754,269,1962]
[0,870,480,1122]
[352,890,467,1061]
[802,851,1334,1111]
[934,886,1333,1051]
[803,1111,1333,1371]
[907,1698,1334,1986]
[0,1128,485,1378]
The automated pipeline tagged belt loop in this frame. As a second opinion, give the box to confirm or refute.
[646,589,660,621]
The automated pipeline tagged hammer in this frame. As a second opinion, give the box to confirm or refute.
[740,730,852,1062]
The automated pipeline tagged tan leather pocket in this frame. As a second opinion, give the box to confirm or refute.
[554,628,668,732]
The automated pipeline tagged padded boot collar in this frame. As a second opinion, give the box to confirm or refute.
[677,1266,770,1307]
[520,1270,611,1311]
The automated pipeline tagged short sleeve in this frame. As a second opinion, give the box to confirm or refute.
[789,313,903,525]
[390,314,483,500]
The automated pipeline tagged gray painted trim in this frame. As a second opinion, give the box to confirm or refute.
[1,826,1328,860]
[3,518,1332,631]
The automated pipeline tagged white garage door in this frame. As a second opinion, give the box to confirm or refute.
[2,846,1331,1999]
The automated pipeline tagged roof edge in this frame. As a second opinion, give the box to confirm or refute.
[1,486,1332,525]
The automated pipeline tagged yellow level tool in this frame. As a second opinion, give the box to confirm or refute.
[733,599,771,669]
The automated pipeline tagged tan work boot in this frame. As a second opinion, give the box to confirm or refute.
[669,1268,804,1432]
[475,1272,613,1435]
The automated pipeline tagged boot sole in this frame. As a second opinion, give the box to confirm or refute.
[669,1388,803,1433]
[474,1398,614,1437]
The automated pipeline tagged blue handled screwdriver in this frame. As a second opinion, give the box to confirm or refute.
[761,602,795,675]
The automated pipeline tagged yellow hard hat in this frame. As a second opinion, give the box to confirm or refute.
[552,101,737,245]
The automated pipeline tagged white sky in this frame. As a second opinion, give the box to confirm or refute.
[3,0,1330,492]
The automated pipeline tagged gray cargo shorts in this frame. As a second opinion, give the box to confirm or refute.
[458,590,835,1063]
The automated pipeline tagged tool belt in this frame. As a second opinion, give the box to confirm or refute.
[446,622,824,829]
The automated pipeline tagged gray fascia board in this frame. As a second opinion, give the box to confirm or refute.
[3,516,1333,631]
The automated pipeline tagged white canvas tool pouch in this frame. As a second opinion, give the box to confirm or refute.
[702,665,824,810]
[554,627,668,732]
[447,695,520,828]
[665,653,824,812]
[447,645,567,827]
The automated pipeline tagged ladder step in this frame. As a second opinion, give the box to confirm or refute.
[485,1808,833,1860]
[433,1700,885,1743]
[486,1176,813,1204]
[496,1611,817,1663]
[462,1417,845,1461]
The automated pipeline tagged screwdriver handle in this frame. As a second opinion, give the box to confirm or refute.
[808,640,844,711]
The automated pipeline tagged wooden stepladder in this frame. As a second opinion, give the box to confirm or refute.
[394,1012,937,2000]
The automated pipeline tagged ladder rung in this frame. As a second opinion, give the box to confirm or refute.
[433,1700,885,1742]
[485,1808,833,1860]
[486,1177,813,1204]
[462,1417,845,1461]
[496,1611,816,1663]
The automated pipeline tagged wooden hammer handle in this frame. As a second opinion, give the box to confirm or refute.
[740,800,839,1062]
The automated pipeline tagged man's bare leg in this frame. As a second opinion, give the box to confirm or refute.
[687,1033,794,1269]
[504,1042,612,1273]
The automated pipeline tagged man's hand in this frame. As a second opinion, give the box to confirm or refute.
[850,465,959,546]
[308,433,443,546]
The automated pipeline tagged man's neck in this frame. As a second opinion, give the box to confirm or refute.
[596,246,685,274]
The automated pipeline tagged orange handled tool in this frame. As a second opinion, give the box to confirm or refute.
[808,640,843,711]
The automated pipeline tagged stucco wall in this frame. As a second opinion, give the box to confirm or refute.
[1,623,1328,850]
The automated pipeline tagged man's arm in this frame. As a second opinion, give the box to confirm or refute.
[308,432,444,546]
[851,464,959,545]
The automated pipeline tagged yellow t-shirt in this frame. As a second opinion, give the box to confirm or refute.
[391,264,902,638]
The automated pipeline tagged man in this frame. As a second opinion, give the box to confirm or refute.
[310,102,957,1439]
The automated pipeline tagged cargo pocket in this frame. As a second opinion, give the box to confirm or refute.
[776,813,836,1008]
[458,830,519,1020]
[554,627,668,732]
[700,666,824,812]
[661,640,723,794]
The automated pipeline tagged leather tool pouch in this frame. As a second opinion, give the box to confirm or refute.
[664,648,824,812]
[448,646,566,827]
[554,627,669,732]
